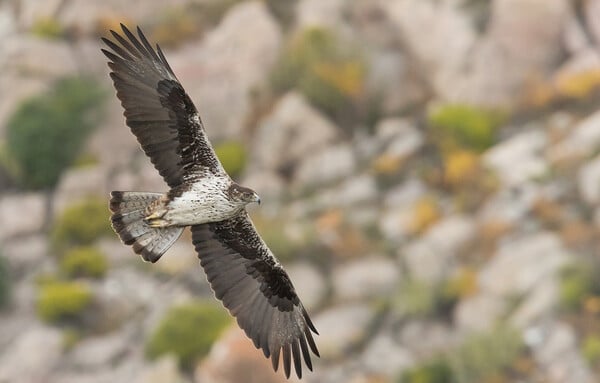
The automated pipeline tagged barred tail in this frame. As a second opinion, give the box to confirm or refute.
[109,191,184,263]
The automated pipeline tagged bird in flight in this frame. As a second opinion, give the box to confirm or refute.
[102,24,319,379]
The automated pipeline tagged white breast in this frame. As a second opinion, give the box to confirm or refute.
[165,176,240,225]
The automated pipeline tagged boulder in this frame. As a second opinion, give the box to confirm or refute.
[134,355,184,383]
[550,107,600,162]
[510,278,559,329]
[296,0,347,32]
[16,0,63,29]
[478,182,540,225]
[402,215,476,284]
[196,327,297,383]
[2,234,48,276]
[169,1,282,139]
[379,179,428,242]
[375,118,424,161]
[0,192,46,241]
[52,165,109,214]
[483,129,548,187]
[251,92,340,174]
[2,36,77,78]
[69,332,130,369]
[313,174,378,211]
[478,232,569,296]
[530,322,594,383]
[454,292,509,332]
[0,326,63,383]
[359,331,414,378]
[0,2,16,40]
[456,0,569,106]
[382,0,476,101]
[400,320,460,357]
[578,154,600,205]
[313,303,377,360]
[285,262,327,310]
[293,143,356,188]
[332,256,400,301]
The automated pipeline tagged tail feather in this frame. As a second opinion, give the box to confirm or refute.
[109,191,183,263]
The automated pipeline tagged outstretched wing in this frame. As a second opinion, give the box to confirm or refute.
[101,24,225,188]
[191,213,319,379]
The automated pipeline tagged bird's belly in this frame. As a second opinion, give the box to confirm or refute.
[164,192,237,226]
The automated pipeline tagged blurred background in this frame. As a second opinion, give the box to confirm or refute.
[1,0,600,382]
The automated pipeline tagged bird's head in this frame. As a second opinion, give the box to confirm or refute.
[228,183,261,206]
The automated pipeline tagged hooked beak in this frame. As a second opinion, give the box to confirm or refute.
[254,193,261,205]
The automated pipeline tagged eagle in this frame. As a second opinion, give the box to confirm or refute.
[101,24,319,379]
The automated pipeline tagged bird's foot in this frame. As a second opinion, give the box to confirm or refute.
[143,209,170,228]
[144,217,170,228]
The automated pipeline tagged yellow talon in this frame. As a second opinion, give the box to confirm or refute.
[145,218,169,228]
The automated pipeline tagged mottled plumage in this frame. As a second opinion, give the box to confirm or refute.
[102,24,318,378]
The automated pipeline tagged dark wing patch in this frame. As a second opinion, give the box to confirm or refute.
[191,213,319,379]
[101,24,225,188]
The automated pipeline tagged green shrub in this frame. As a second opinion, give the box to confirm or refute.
[271,27,366,123]
[37,281,93,323]
[450,325,523,383]
[395,278,458,319]
[147,1,241,48]
[400,357,456,383]
[559,262,599,312]
[6,77,105,190]
[429,104,505,153]
[582,335,600,365]
[52,197,112,249]
[31,18,65,39]
[62,329,83,351]
[60,246,108,278]
[146,300,231,370]
[395,279,438,318]
[73,152,99,168]
[0,254,11,309]
[214,141,247,179]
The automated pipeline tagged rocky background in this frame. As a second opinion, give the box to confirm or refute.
[1,0,600,382]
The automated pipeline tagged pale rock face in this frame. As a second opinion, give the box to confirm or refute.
[551,110,600,162]
[251,92,340,175]
[293,143,356,188]
[0,192,46,241]
[53,165,110,215]
[1,37,77,78]
[530,322,595,383]
[359,331,414,378]
[401,215,476,284]
[383,0,476,101]
[169,1,282,139]
[483,129,548,187]
[332,256,401,301]
[134,355,184,383]
[196,327,296,383]
[0,326,63,383]
[16,0,63,29]
[312,303,377,360]
[454,291,509,332]
[295,0,347,32]
[479,232,568,297]
[579,155,600,205]
[285,262,326,311]
[2,234,48,276]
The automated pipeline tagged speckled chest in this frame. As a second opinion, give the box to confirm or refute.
[164,176,240,225]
